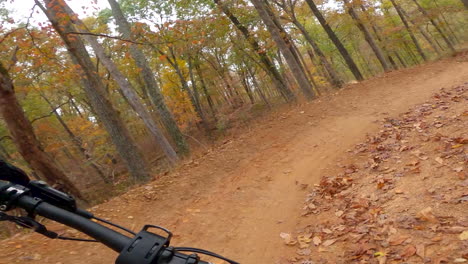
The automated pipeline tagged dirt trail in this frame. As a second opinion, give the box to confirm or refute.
[1,56,467,264]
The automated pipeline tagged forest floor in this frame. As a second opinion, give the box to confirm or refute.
[0,53,467,264]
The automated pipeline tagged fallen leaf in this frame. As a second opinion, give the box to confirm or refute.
[416,244,425,259]
[460,230,468,240]
[406,160,420,166]
[435,157,444,165]
[322,239,337,247]
[335,210,344,217]
[400,244,416,259]
[377,256,387,264]
[433,257,449,264]
[296,248,311,256]
[410,167,421,174]
[318,246,328,252]
[417,207,439,223]
[388,234,409,246]
[458,195,468,203]
[313,236,322,246]
[280,232,297,246]
[297,234,313,248]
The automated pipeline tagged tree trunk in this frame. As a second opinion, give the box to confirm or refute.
[247,67,271,108]
[214,0,295,102]
[0,62,84,199]
[60,3,179,165]
[417,26,442,55]
[358,4,398,70]
[38,0,150,182]
[394,51,408,68]
[251,0,316,99]
[107,0,189,155]
[290,41,320,94]
[38,92,109,184]
[239,69,255,105]
[290,18,343,87]
[343,0,391,71]
[389,0,428,61]
[410,0,455,52]
[304,0,364,81]
[194,60,217,120]
[187,57,208,126]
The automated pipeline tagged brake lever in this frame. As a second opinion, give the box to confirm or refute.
[0,211,59,239]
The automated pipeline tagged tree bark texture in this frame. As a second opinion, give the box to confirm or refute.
[59,2,179,165]
[389,0,428,61]
[251,0,316,99]
[343,0,391,71]
[0,62,84,199]
[214,0,295,101]
[39,0,150,182]
[304,0,364,81]
[410,0,455,52]
[107,0,189,155]
[290,18,343,87]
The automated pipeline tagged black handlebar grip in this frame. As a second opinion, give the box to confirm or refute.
[16,195,131,252]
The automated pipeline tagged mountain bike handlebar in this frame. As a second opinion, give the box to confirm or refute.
[0,180,238,264]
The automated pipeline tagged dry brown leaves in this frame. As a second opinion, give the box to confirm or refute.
[286,85,468,264]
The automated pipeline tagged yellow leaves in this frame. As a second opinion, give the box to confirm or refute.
[297,234,313,248]
[160,68,199,130]
[460,231,468,241]
[280,232,297,246]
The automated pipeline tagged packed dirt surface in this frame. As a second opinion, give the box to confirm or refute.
[0,54,467,264]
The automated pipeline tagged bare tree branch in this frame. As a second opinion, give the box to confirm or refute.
[0,27,26,44]
[30,99,72,124]
[65,31,146,45]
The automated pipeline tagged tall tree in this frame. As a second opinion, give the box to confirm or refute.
[59,2,179,164]
[107,0,189,155]
[389,0,428,61]
[214,0,295,101]
[272,0,343,87]
[251,0,316,99]
[0,61,83,199]
[36,90,109,183]
[37,0,151,182]
[343,0,391,71]
[304,0,364,80]
[410,0,456,52]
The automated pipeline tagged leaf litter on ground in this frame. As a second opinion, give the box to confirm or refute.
[284,84,468,264]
